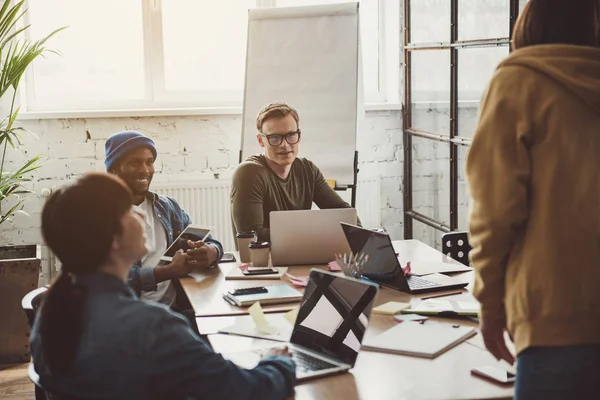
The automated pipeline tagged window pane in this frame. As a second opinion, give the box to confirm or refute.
[410,50,450,134]
[162,0,256,93]
[409,0,450,44]
[457,46,508,137]
[27,0,145,106]
[411,136,450,226]
[458,0,510,41]
[276,0,380,97]
[457,144,471,231]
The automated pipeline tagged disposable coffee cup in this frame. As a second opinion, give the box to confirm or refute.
[249,241,271,267]
[236,231,256,263]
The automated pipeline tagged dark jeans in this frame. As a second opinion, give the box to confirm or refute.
[515,344,600,400]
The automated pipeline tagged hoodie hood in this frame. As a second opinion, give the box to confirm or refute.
[499,44,600,114]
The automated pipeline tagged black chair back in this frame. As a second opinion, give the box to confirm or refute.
[441,231,472,266]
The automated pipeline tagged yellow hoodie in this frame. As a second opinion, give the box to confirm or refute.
[466,44,600,355]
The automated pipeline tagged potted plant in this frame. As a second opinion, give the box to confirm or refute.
[0,0,64,364]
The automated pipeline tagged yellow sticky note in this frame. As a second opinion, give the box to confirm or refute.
[284,307,299,325]
[325,179,336,189]
[248,302,279,334]
[372,301,410,315]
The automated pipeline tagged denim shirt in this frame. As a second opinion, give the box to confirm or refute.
[30,272,296,400]
[128,191,224,296]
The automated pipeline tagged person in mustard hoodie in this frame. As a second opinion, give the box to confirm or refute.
[466,0,600,398]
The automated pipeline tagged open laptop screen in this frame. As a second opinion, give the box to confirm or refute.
[290,270,378,365]
[341,223,401,277]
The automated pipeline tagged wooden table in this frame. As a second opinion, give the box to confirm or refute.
[180,240,514,400]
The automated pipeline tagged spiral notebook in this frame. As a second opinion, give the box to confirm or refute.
[222,284,303,307]
[361,320,476,359]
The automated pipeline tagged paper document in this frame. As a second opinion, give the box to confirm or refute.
[219,306,294,342]
[249,302,279,334]
[284,307,299,325]
[409,261,473,276]
[372,301,410,315]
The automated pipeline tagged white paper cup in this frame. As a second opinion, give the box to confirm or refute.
[236,231,256,263]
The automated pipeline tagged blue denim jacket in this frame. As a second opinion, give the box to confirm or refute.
[128,191,224,296]
[30,272,296,400]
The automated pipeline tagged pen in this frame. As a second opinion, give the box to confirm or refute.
[420,290,464,300]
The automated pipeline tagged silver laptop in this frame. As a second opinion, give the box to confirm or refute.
[270,208,357,266]
[223,269,379,381]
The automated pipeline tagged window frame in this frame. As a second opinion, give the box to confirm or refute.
[17,0,399,118]
[402,0,521,245]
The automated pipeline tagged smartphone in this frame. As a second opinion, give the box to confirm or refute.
[471,366,516,384]
[220,252,236,263]
[242,267,278,276]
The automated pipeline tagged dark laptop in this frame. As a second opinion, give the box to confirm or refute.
[223,269,379,381]
[340,223,468,294]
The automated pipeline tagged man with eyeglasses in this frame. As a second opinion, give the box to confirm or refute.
[230,102,359,242]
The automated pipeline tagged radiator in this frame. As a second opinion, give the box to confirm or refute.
[152,180,236,252]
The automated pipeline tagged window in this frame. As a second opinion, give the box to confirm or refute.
[403,0,521,249]
[22,0,398,114]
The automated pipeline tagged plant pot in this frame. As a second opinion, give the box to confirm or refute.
[0,244,40,364]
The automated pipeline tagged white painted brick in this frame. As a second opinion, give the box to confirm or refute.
[357,161,379,177]
[378,161,403,178]
[373,144,397,162]
[213,168,236,180]
[95,141,106,160]
[382,223,403,240]
[153,136,181,155]
[48,141,96,159]
[37,159,72,179]
[208,151,230,169]
[158,154,186,174]
[387,189,404,210]
[381,208,402,225]
[184,154,208,171]
[388,128,403,145]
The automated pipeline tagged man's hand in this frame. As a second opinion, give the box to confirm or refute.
[154,249,194,282]
[480,315,515,365]
[186,240,218,269]
[169,249,195,277]
[265,346,292,359]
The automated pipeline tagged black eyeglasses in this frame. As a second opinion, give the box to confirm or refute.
[261,130,301,146]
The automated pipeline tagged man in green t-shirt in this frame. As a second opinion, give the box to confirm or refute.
[230,102,359,242]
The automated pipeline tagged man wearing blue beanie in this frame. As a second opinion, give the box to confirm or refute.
[104,130,224,320]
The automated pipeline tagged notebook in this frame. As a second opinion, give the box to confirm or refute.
[222,284,303,307]
[361,320,477,359]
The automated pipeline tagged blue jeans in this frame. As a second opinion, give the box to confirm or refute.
[516,344,600,400]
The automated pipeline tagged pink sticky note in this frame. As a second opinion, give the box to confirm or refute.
[285,273,309,287]
[328,261,342,272]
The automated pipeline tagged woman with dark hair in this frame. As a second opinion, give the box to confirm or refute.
[466,0,600,399]
[31,172,295,400]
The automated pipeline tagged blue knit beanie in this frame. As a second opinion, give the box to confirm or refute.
[104,131,158,172]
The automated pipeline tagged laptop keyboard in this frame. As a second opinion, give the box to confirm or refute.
[292,350,338,372]
[407,275,443,290]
